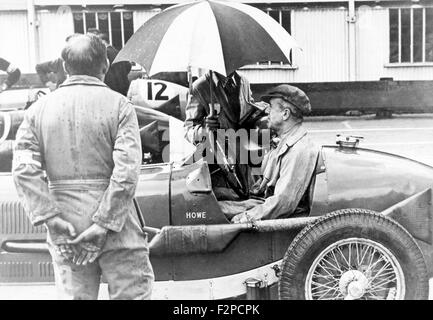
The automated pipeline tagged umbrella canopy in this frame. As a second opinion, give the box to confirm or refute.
[114,0,300,76]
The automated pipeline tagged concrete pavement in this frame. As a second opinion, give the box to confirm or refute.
[305,113,433,167]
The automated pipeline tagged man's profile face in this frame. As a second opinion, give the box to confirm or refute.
[268,97,288,131]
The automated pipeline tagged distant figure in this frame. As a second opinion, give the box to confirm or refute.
[0,57,21,93]
[13,34,154,300]
[87,28,132,96]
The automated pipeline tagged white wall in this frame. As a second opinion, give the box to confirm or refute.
[241,7,349,84]
[133,9,161,32]
[357,5,433,81]
[0,11,31,72]
[292,7,349,82]
[242,5,433,84]
[356,5,388,80]
[36,9,74,64]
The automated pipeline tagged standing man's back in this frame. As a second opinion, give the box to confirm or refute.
[33,79,127,182]
[13,34,154,300]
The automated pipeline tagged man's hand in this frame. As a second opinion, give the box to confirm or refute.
[231,212,255,224]
[45,81,57,91]
[68,223,108,265]
[45,216,77,260]
[204,116,219,130]
[255,101,270,112]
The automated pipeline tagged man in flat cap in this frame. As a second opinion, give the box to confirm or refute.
[220,84,319,223]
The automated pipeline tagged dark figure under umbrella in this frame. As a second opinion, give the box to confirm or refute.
[185,70,268,200]
[87,28,132,96]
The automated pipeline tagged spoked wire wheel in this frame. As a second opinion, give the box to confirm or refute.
[278,209,428,300]
[305,238,405,300]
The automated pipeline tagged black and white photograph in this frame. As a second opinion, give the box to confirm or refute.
[0,0,433,303]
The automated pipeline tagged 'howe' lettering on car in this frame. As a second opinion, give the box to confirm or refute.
[185,211,207,219]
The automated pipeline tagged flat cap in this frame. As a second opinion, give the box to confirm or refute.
[261,84,312,116]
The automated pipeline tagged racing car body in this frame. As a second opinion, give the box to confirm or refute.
[0,105,432,300]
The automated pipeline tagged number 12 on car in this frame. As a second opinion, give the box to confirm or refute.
[147,81,169,101]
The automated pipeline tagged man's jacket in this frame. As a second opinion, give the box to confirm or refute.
[105,45,132,96]
[184,72,258,144]
[12,75,145,250]
[247,123,319,220]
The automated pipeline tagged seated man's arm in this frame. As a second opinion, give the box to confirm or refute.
[237,142,318,221]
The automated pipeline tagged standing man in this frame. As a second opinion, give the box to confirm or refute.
[87,28,132,96]
[220,84,319,223]
[184,71,268,199]
[13,34,154,300]
[0,57,21,93]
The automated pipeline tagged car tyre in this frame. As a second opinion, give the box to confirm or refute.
[278,208,429,300]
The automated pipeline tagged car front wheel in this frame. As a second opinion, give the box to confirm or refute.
[278,209,429,300]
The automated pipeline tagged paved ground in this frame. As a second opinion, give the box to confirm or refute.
[305,113,433,167]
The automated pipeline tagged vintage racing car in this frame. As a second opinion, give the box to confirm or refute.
[0,102,432,300]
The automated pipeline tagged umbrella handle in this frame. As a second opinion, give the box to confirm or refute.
[187,66,193,95]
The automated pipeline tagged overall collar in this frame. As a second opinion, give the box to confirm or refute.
[59,75,108,88]
[275,123,307,157]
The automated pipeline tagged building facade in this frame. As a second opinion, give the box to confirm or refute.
[0,0,432,84]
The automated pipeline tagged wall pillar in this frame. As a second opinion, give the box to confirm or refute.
[347,0,357,81]
[26,0,38,68]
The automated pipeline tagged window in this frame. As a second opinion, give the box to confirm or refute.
[73,11,134,50]
[389,7,433,63]
[257,8,292,66]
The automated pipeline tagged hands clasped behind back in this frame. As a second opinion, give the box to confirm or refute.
[45,216,108,266]
[68,223,108,266]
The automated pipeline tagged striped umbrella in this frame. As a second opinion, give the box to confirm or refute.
[115,0,300,76]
